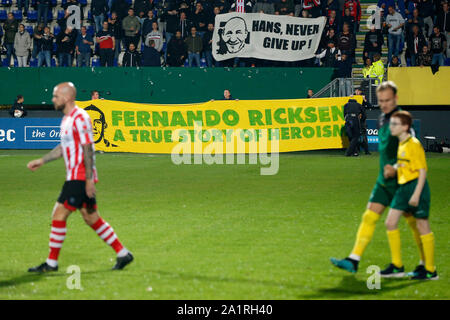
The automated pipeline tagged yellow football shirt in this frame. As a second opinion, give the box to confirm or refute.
[397,136,427,185]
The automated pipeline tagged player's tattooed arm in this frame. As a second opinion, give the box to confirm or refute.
[42,144,63,163]
[83,144,94,180]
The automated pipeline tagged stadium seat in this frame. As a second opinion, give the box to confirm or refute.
[86,25,94,36]
[51,58,56,67]
[54,25,61,36]
[13,10,23,21]
[61,0,67,7]
[57,10,65,20]
[0,10,7,22]
[52,42,57,54]
[25,25,34,35]
[13,59,18,67]
[29,58,38,67]
[27,10,38,22]
[91,58,100,67]
[1,0,12,7]
[79,0,87,6]
[2,59,8,67]
[31,0,37,6]
[125,0,132,4]
[87,10,92,20]
[113,58,118,67]
[51,0,57,6]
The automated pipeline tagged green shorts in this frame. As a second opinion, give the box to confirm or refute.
[390,179,431,219]
[369,182,398,207]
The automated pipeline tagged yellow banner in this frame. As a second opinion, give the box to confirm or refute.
[388,66,450,105]
[76,97,360,154]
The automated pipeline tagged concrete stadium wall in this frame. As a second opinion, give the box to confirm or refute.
[0,67,335,105]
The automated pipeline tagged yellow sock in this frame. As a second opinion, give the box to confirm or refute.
[387,229,402,267]
[405,215,425,263]
[351,209,381,258]
[421,232,436,272]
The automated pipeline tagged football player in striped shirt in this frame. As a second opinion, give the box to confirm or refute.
[27,82,133,273]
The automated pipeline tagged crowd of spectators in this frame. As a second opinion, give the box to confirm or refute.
[0,0,448,69]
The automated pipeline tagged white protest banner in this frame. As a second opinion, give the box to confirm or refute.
[212,13,326,62]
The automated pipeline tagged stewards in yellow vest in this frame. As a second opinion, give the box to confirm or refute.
[370,53,385,85]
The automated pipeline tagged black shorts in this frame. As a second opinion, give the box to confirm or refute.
[57,180,97,212]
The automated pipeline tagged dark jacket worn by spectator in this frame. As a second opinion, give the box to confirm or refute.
[202,29,214,52]
[56,30,77,54]
[9,100,27,118]
[111,0,130,20]
[338,31,356,55]
[3,18,19,44]
[167,36,187,66]
[91,0,109,17]
[142,46,161,66]
[122,49,141,66]
[185,34,203,53]
[363,29,384,55]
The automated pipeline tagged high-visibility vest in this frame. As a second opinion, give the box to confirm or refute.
[371,60,385,85]
[362,65,372,78]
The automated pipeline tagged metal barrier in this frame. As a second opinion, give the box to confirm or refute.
[312,78,379,106]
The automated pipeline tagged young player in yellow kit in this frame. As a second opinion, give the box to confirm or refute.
[381,111,438,280]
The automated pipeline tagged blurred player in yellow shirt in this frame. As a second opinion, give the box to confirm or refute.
[380,111,438,280]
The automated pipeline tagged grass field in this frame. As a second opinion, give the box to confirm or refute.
[0,150,449,300]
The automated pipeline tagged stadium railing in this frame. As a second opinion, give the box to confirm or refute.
[313,77,379,106]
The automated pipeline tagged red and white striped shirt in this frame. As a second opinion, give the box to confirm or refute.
[60,106,98,182]
[236,0,245,13]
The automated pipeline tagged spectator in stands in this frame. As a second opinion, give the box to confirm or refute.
[166,30,187,67]
[336,52,352,85]
[111,0,130,21]
[370,52,385,84]
[185,27,202,67]
[400,0,416,20]
[406,8,425,38]
[134,0,154,18]
[142,39,161,66]
[37,26,54,67]
[37,0,51,26]
[163,4,179,45]
[343,0,361,33]
[3,13,18,67]
[142,9,157,42]
[18,0,29,18]
[303,0,322,18]
[362,57,372,78]
[91,0,109,34]
[193,2,208,37]
[406,24,427,66]
[32,23,45,61]
[137,10,146,26]
[108,12,124,60]
[389,55,402,66]
[253,0,275,15]
[91,90,100,99]
[428,25,447,66]
[377,0,395,18]
[417,0,435,36]
[385,5,404,64]
[417,44,432,66]
[203,23,215,67]
[122,8,141,49]
[144,22,163,53]
[325,0,341,16]
[122,42,142,66]
[341,7,355,33]
[222,89,236,100]
[306,89,314,98]
[321,27,338,49]
[14,24,32,67]
[325,10,340,34]
[275,0,294,15]
[97,21,115,66]
[363,25,384,61]
[178,12,193,39]
[436,1,450,57]
[76,26,94,67]
[56,27,76,67]
[337,22,356,59]
[230,0,253,12]
[9,95,27,118]
[315,40,341,67]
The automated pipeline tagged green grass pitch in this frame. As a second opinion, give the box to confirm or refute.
[0,150,449,300]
